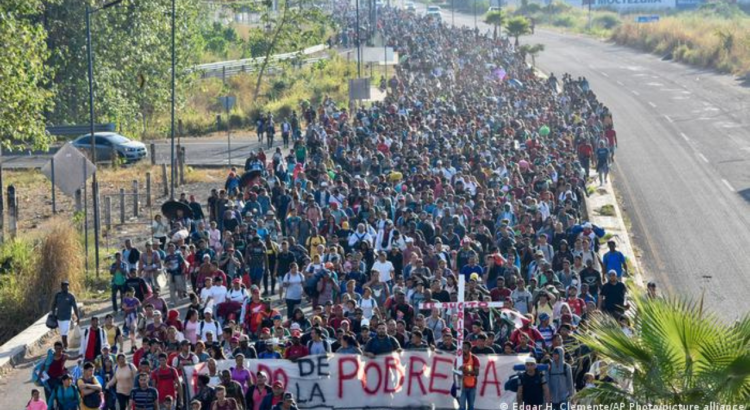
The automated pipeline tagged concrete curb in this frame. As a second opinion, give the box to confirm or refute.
[0,303,85,379]
[0,314,56,378]
[585,174,645,288]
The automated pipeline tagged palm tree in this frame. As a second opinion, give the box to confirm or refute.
[484,10,506,40]
[576,288,750,405]
[519,43,544,67]
[505,16,531,47]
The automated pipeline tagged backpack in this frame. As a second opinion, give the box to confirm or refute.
[304,271,322,298]
[504,372,523,393]
[55,385,80,410]
[81,377,102,409]
[307,338,329,353]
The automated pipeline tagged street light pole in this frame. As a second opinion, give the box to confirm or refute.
[473,0,477,33]
[170,0,176,200]
[86,0,122,277]
[451,0,455,27]
[356,0,361,78]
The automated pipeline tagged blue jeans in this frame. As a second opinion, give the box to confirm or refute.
[459,387,476,410]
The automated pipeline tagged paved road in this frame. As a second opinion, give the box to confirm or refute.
[432,4,750,319]
[1,134,281,169]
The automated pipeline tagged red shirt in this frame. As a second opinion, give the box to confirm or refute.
[605,129,617,146]
[567,297,586,316]
[151,366,179,401]
[284,344,309,360]
[490,287,511,302]
[577,143,593,158]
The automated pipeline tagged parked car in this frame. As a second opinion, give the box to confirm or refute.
[71,132,148,163]
[487,6,501,12]
[406,2,416,11]
[426,5,442,20]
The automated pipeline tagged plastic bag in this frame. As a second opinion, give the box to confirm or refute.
[68,324,82,349]
[45,312,58,329]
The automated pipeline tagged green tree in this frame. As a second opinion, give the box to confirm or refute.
[519,43,544,67]
[43,0,204,139]
[253,0,329,99]
[577,290,750,405]
[484,9,506,40]
[505,15,531,47]
[0,0,54,151]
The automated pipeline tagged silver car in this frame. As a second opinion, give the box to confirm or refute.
[71,132,148,163]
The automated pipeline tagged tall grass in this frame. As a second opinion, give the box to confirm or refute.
[182,53,355,134]
[0,221,84,344]
[612,13,750,75]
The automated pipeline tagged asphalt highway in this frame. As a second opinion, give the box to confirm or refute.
[3,6,750,407]
[433,5,750,319]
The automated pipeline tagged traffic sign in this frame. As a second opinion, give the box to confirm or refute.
[636,15,660,23]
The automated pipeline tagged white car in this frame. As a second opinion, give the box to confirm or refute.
[71,132,148,163]
[426,5,442,20]
[488,6,501,12]
[406,2,416,12]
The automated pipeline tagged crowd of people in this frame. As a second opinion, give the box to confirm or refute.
[33,3,640,410]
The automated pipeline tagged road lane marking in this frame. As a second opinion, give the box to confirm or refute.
[722,179,736,192]
[680,132,690,142]
[697,153,709,163]
[600,72,609,77]
[616,80,624,86]
[648,101,656,108]
[664,115,673,123]
[631,90,640,96]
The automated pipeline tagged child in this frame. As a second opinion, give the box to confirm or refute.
[26,389,47,410]
[122,287,141,353]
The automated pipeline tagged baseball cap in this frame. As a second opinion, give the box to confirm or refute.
[290,323,301,331]
[539,312,550,321]
[525,357,537,364]
[273,380,285,389]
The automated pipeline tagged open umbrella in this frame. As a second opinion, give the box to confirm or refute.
[161,200,193,220]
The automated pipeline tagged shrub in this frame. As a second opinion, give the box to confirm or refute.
[0,221,84,344]
[552,15,576,28]
[593,14,620,30]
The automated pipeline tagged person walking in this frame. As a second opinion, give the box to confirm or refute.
[50,281,81,349]
[517,357,551,407]
[548,347,574,409]
[458,341,480,410]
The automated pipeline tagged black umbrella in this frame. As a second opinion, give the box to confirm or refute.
[240,170,263,188]
[161,200,193,220]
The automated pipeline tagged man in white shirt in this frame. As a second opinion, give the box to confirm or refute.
[372,251,395,285]
[199,309,221,342]
[210,277,228,305]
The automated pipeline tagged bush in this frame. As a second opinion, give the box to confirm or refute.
[0,221,84,344]
[552,15,576,28]
[593,14,621,30]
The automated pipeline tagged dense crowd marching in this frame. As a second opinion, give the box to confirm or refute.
[32,4,640,410]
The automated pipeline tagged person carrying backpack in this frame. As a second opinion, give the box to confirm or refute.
[77,362,102,410]
[548,347,575,408]
[48,375,79,410]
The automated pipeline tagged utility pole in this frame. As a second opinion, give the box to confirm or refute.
[451,0,455,27]
[170,0,176,200]
[356,0,361,77]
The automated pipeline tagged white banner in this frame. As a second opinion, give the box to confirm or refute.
[184,352,524,409]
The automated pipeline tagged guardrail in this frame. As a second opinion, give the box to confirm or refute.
[191,44,328,76]
[198,56,327,80]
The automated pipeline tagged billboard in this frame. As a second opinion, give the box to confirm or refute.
[591,0,677,10]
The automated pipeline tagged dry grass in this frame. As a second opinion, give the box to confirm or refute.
[612,15,750,75]
[0,220,84,344]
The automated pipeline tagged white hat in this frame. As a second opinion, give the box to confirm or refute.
[290,323,301,331]
[204,308,213,315]
[525,357,537,365]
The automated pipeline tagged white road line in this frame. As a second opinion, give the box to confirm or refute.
[616,80,624,86]
[600,72,609,77]
[664,115,673,123]
[648,101,656,108]
[631,90,640,96]
[697,153,709,163]
[680,132,690,142]
[722,179,736,192]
